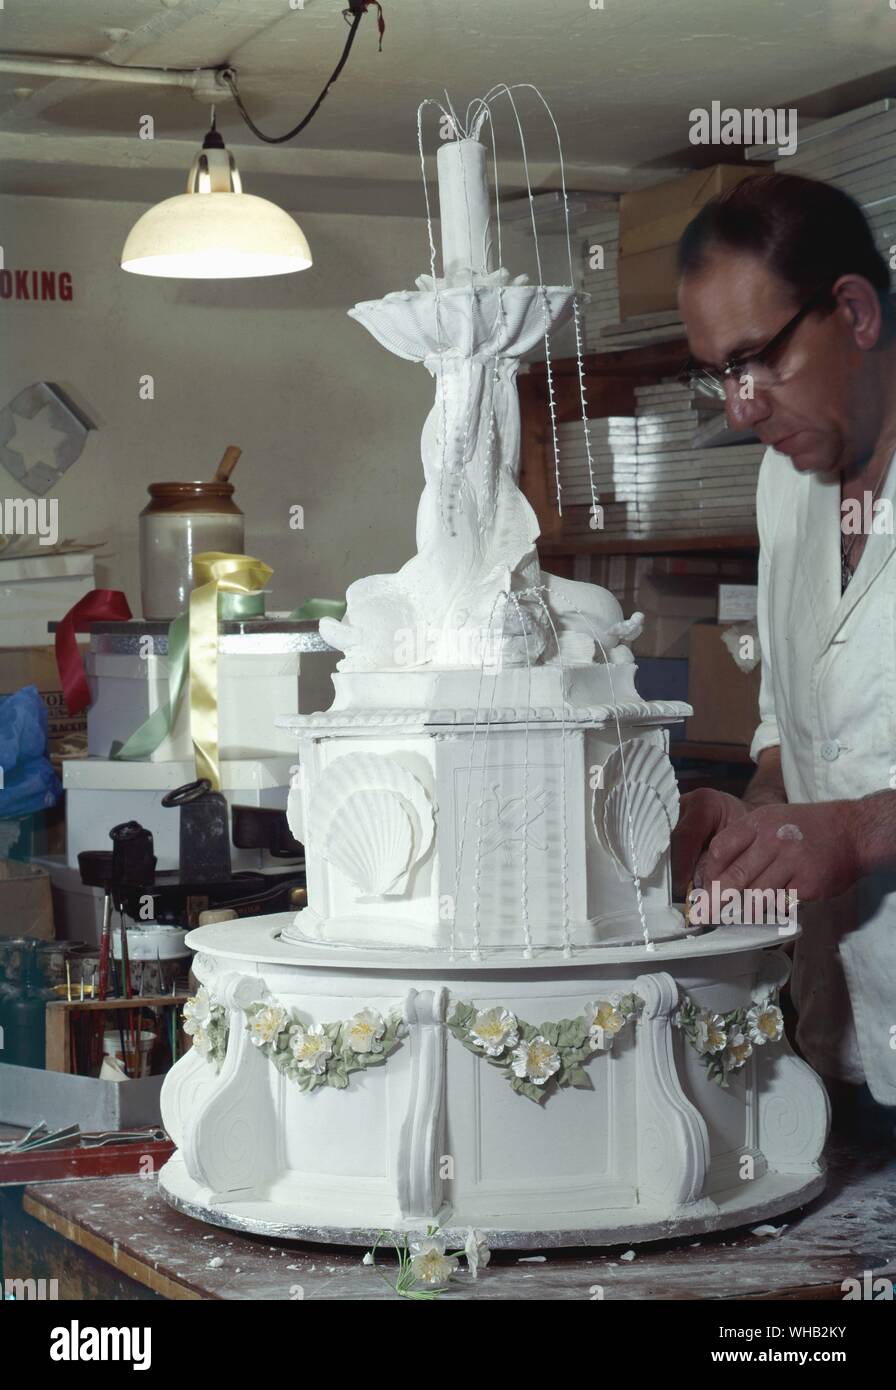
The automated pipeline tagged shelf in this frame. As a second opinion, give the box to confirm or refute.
[540,532,759,557]
[525,337,690,378]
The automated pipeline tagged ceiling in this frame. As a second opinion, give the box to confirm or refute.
[1,0,895,214]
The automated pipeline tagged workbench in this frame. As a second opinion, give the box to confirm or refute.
[3,1132,894,1301]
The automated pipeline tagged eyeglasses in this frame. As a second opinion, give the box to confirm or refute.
[679,285,833,400]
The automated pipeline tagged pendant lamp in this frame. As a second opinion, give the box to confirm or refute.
[121,117,312,279]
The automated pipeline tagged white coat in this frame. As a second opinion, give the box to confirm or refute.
[751,444,896,1106]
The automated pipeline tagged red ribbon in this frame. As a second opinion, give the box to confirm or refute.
[55,589,132,715]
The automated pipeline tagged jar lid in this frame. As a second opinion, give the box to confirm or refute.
[147,481,235,498]
[142,481,242,514]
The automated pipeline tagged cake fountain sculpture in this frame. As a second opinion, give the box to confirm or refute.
[160,88,829,1245]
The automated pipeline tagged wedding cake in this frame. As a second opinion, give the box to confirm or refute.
[159,93,829,1246]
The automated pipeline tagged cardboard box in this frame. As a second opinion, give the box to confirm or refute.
[634,657,689,742]
[0,646,87,769]
[0,860,54,939]
[633,571,719,658]
[686,622,761,746]
[618,165,762,319]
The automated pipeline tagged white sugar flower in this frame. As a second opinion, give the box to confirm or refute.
[468,1006,519,1057]
[345,1008,386,1054]
[694,1011,727,1055]
[584,999,625,1050]
[190,1025,211,1059]
[183,987,212,1036]
[248,1005,288,1048]
[722,1029,753,1072]
[289,1024,333,1074]
[746,1002,784,1046]
[464,1229,491,1280]
[510,1035,561,1085]
[410,1236,458,1287]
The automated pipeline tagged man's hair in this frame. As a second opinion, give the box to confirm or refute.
[677,172,892,312]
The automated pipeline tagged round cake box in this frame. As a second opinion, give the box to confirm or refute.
[159,916,829,1247]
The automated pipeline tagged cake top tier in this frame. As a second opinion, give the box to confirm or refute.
[317,112,644,691]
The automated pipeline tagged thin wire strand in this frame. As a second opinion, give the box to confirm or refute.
[415,99,454,534]
[477,83,597,523]
[561,603,652,949]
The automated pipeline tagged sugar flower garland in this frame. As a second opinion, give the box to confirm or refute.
[182,986,785,1098]
[674,990,784,1088]
[244,999,405,1091]
[447,995,643,1104]
[182,987,228,1069]
[181,987,405,1090]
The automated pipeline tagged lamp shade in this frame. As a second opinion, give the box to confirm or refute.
[121,191,312,279]
[121,125,312,279]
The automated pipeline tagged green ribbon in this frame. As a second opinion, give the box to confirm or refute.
[111,612,189,762]
[288,597,346,621]
[220,591,266,619]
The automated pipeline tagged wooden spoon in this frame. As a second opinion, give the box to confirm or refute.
[214,445,242,483]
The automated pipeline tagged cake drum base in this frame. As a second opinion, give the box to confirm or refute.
[160,1162,825,1250]
[158,915,831,1249]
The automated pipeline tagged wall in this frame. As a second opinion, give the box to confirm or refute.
[0,193,572,620]
[0,195,436,612]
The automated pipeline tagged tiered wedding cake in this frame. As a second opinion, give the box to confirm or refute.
[159,95,829,1245]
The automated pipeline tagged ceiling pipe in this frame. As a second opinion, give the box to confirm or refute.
[0,53,227,100]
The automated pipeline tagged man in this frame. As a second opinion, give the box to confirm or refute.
[673,172,896,1116]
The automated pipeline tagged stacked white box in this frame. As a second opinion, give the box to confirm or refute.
[62,756,297,872]
[85,621,338,760]
[554,384,762,540]
[749,100,896,259]
[0,551,95,647]
[87,649,300,760]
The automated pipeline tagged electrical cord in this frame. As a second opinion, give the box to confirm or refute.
[221,1,384,146]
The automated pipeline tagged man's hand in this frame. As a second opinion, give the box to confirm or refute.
[696,800,863,903]
[671,787,748,899]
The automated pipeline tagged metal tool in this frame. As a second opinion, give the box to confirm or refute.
[161,778,232,883]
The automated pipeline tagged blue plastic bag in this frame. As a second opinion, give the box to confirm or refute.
[0,685,63,818]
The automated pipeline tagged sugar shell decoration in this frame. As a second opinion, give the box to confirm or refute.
[592,737,679,879]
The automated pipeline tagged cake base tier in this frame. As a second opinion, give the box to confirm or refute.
[160,916,830,1248]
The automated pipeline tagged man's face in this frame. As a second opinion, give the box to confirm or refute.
[678,249,872,476]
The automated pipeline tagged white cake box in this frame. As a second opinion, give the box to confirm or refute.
[86,650,300,761]
[62,756,297,872]
[84,621,338,762]
[0,550,95,647]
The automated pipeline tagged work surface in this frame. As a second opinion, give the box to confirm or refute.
[17,1134,896,1301]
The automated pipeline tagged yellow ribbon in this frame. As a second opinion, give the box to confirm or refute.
[189,552,273,791]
